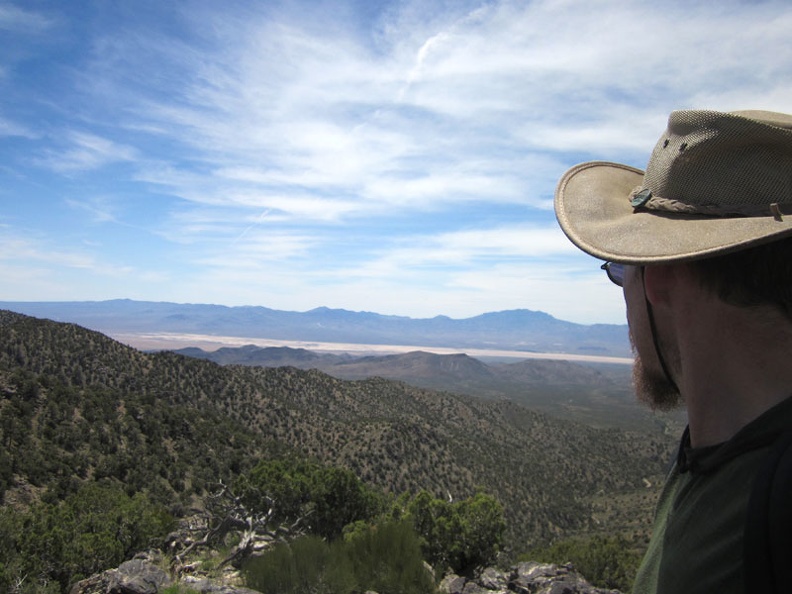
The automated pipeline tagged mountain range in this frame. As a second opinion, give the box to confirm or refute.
[0,300,631,358]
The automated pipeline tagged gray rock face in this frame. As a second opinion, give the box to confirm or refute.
[180,576,262,594]
[479,567,509,590]
[112,560,173,594]
[69,559,172,594]
[69,553,265,594]
[438,561,621,594]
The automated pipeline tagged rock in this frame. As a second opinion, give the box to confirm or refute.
[71,551,619,594]
[439,573,468,594]
[69,559,172,594]
[435,562,616,594]
[69,572,109,594]
[462,581,492,594]
[509,562,620,594]
[181,576,262,593]
[110,559,173,594]
[479,567,509,590]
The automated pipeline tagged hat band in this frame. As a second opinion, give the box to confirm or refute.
[629,187,792,221]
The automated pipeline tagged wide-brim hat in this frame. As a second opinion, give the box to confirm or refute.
[555,109,792,264]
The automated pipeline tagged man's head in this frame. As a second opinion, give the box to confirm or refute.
[554,109,792,408]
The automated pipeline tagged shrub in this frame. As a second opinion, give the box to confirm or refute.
[344,520,435,594]
[238,457,383,540]
[244,536,349,594]
[243,521,435,594]
[1,481,173,593]
[405,490,505,575]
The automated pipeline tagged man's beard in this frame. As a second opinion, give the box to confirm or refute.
[631,333,683,411]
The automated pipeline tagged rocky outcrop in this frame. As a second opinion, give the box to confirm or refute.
[69,558,172,594]
[439,562,621,594]
[71,557,619,594]
[67,514,620,594]
[68,553,259,594]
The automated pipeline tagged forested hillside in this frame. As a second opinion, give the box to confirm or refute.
[175,345,679,432]
[0,310,673,592]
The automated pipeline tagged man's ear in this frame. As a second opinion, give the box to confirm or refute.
[642,264,679,306]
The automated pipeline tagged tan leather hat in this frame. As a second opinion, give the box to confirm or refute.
[554,109,792,264]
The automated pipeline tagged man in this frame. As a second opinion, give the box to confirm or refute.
[554,109,792,594]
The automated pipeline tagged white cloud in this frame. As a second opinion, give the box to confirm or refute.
[42,131,138,173]
[65,197,120,224]
[0,117,36,138]
[314,224,577,287]
[0,232,139,279]
[0,4,55,32]
[108,0,790,216]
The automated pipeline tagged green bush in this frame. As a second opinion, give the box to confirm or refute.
[345,520,435,593]
[244,536,351,594]
[238,457,383,540]
[405,490,505,575]
[243,521,435,594]
[0,481,173,593]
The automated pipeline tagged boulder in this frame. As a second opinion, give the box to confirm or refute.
[479,567,509,590]
[439,573,469,594]
[69,559,172,594]
[111,559,173,594]
[510,562,620,594]
[437,562,620,594]
[180,576,262,594]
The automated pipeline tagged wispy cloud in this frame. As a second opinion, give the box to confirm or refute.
[97,0,790,216]
[0,3,55,33]
[352,225,577,276]
[41,131,138,173]
[0,232,117,272]
[65,197,120,224]
[1,0,790,323]
[0,116,36,138]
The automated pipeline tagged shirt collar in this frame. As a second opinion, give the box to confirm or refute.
[677,394,792,474]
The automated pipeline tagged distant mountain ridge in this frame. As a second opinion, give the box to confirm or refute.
[0,299,631,357]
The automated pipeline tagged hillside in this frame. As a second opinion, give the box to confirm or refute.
[174,345,682,432]
[0,300,632,357]
[0,310,674,588]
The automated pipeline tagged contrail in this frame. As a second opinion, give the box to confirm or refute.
[232,209,270,244]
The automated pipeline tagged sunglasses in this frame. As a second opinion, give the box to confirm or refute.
[601,262,625,287]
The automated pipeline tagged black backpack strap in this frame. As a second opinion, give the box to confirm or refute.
[744,429,792,594]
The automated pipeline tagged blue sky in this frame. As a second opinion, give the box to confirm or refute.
[1,0,790,325]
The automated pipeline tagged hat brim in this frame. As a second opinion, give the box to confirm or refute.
[555,161,792,264]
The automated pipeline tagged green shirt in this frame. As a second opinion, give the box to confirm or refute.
[632,396,792,594]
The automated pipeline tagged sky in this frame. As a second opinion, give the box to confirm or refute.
[1,0,790,325]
